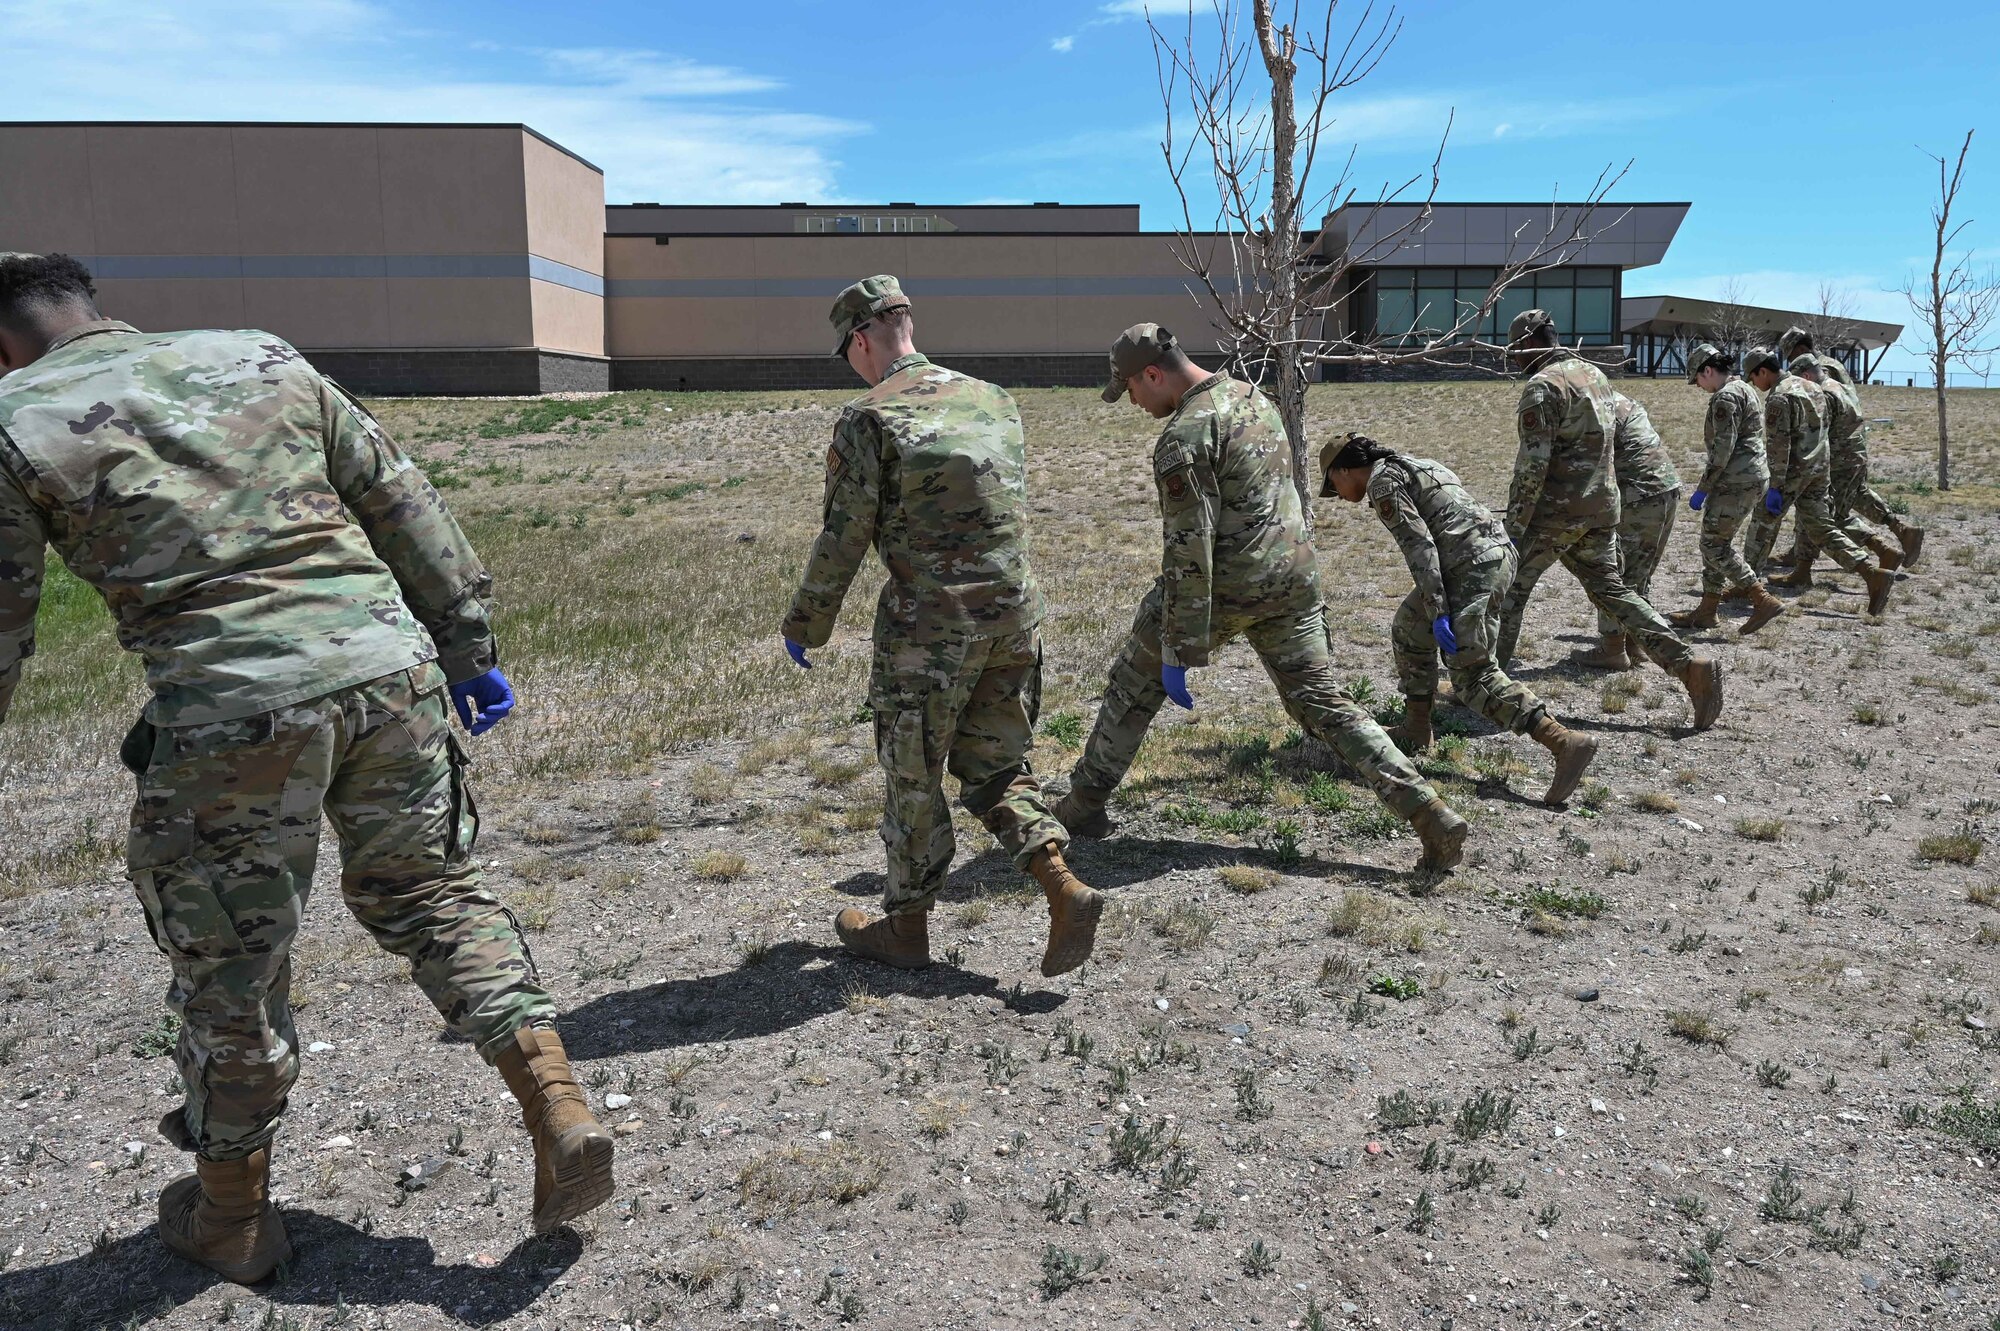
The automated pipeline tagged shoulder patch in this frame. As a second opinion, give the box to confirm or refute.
[1154,437,1196,477]
[1162,471,1189,502]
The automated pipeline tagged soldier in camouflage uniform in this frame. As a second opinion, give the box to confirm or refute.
[1500,391,1680,672]
[1671,342,1784,634]
[1051,324,1468,873]
[1494,311,1724,729]
[0,254,612,1283]
[1739,350,1894,615]
[1319,434,1598,805]
[1781,335,1924,573]
[781,276,1102,976]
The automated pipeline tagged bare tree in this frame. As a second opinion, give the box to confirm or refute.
[1803,280,1863,363]
[1149,0,1629,519]
[1899,129,2000,490]
[1700,276,1760,362]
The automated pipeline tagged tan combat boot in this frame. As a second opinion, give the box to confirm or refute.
[1893,521,1925,567]
[1861,532,1902,573]
[1669,594,1721,630]
[1409,798,1467,873]
[1390,695,1434,751]
[1740,583,1785,636]
[158,1148,292,1284]
[495,1025,617,1234]
[1573,633,1632,671]
[1624,636,1654,670]
[1862,565,1895,616]
[1774,559,1815,589]
[1529,715,1598,806]
[1673,656,1725,731]
[832,907,930,970]
[1028,845,1105,977]
[1721,585,1750,603]
[1051,787,1113,840]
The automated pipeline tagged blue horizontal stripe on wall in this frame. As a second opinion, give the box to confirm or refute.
[603,275,1250,299]
[73,254,605,297]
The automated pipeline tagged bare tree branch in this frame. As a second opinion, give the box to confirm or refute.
[1899,128,2000,490]
[1150,0,1633,516]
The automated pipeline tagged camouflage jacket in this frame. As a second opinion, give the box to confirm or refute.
[782,353,1043,649]
[1610,393,1681,504]
[1808,353,1855,388]
[1364,454,1511,624]
[1506,350,1620,538]
[1698,378,1769,496]
[1819,376,1870,470]
[1765,374,1830,487]
[1153,374,1319,667]
[0,322,494,727]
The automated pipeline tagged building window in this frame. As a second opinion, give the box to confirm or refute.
[1362,265,1617,345]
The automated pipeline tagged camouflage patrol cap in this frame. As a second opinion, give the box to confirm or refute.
[1788,353,1819,375]
[1777,325,1812,359]
[829,274,911,357]
[1685,342,1729,384]
[1101,323,1179,402]
[1742,346,1782,377]
[1507,308,1555,348]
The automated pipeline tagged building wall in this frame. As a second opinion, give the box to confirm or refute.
[604,231,1238,364]
[523,133,608,356]
[607,203,1141,235]
[0,122,606,374]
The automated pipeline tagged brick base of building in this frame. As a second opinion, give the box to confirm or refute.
[612,354,1110,392]
[304,348,611,396]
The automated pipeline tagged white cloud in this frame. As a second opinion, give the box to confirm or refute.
[1051,35,1076,53]
[0,0,861,203]
[1492,123,1512,139]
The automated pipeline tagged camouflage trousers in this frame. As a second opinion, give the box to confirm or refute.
[869,628,1065,915]
[1597,491,1678,636]
[1829,457,1896,530]
[1393,549,1547,735]
[1695,484,1763,595]
[1799,458,1897,563]
[125,662,550,1161]
[1496,522,1694,671]
[1743,469,1871,575]
[1069,584,1435,820]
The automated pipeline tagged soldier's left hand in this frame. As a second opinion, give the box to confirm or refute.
[449,668,516,736]
[1432,615,1458,656]
[1763,487,1784,516]
[1161,664,1195,710]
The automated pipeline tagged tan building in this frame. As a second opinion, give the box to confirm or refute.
[5,121,1814,393]
[0,121,607,393]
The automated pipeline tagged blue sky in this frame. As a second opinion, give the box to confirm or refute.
[4,0,1996,374]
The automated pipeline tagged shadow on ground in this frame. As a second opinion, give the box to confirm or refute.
[555,940,1037,1058]
[0,1216,581,1330]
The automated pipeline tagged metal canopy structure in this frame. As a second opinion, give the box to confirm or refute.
[1620,294,1903,381]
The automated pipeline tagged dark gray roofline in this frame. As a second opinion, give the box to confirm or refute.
[606,202,1140,210]
[1324,200,1694,211]
[0,120,602,174]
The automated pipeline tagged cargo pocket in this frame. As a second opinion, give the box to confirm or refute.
[131,856,246,962]
[1023,641,1045,732]
[443,730,482,866]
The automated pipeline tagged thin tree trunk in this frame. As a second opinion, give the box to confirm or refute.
[1252,0,1313,525]
[1935,352,1951,491]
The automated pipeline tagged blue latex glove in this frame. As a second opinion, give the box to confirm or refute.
[1432,614,1458,656]
[1764,487,1785,515]
[449,668,515,737]
[1689,489,1707,512]
[785,638,811,670]
[1161,664,1194,710]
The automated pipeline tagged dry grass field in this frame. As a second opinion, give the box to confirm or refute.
[0,376,1996,1331]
